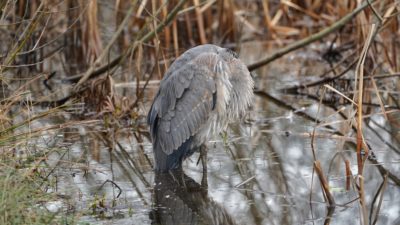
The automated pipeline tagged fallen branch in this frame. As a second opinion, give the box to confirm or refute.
[247,0,376,71]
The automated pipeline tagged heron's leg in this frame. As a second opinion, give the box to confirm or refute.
[176,162,187,189]
[169,170,179,183]
[200,145,208,188]
[169,168,188,189]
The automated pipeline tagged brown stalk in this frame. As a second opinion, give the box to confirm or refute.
[75,1,137,88]
[184,3,194,44]
[270,8,282,27]
[261,0,272,31]
[162,1,171,52]
[281,0,320,20]
[345,159,351,191]
[199,0,215,13]
[172,19,179,58]
[358,176,369,225]
[116,0,130,57]
[81,0,102,64]
[370,77,388,120]
[353,21,376,224]
[355,24,376,175]
[193,0,207,44]
[310,85,327,161]
[314,161,335,207]
[134,43,143,101]
[324,206,336,225]
[370,173,388,225]
[137,0,147,15]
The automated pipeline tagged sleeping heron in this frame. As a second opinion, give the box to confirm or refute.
[147,44,254,172]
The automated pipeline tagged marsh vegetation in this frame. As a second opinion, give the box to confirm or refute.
[0,0,399,224]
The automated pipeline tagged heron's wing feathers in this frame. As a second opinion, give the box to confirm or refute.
[148,53,224,155]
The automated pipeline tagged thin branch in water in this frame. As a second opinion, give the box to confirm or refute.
[97,179,122,198]
[369,173,388,225]
[314,161,336,207]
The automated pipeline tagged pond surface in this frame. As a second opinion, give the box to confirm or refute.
[45,42,400,225]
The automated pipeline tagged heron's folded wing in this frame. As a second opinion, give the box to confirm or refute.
[148,53,224,155]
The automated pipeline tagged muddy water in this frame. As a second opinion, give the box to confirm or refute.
[47,42,400,225]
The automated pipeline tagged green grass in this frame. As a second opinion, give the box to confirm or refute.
[0,163,57,225]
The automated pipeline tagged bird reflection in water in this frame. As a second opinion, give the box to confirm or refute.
[150,170,237,225]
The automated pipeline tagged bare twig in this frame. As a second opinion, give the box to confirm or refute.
[71,0,188,89]
[97,179,122,198]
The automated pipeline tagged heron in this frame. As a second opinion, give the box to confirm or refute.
[147,44,254,173]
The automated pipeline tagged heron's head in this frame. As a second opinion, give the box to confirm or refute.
[220,47,254,120]
[215,46,254,89]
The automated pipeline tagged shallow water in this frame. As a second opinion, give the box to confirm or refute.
[45,42,400,225]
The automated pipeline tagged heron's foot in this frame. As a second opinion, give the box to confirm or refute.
[168,169,188,189]
[181,172,187,189]
[168,170,179,183]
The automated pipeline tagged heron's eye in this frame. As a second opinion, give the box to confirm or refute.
[225,48,239,59]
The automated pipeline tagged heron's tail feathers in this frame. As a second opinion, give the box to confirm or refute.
[153,137,194,172]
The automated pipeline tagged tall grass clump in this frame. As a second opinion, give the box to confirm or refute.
[0,89,70,224]
[0,166,56,224]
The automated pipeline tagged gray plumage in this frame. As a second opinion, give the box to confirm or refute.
[147,44,254,172]
[151,170,237,225]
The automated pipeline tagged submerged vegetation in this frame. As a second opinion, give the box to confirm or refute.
[0,0,399,224]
